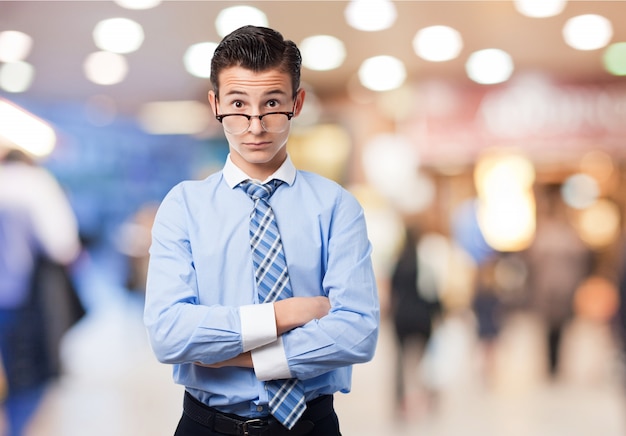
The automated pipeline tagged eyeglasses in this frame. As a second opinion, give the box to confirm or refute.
[215,111,294,135]
[215,97,298,136]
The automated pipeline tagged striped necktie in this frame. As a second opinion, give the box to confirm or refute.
[241,179,306,430]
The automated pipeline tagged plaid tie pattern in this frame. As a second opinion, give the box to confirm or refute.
[241,179,306,430]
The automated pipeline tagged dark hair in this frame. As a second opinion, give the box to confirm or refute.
[2,148,34,165]
[210,25,302,98]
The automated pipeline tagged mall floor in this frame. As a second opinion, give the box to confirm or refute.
[8,289,626,436]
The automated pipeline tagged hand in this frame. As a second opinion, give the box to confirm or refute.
[274,296,330,335]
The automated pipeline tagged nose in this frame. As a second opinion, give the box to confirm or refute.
[247,115,265,134]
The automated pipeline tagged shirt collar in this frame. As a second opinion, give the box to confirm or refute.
[223,154,296,189]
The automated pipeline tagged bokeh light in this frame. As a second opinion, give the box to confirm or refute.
[93,18,144,54]
[344,0,397,32]
[0,98,56,157]
[474,152,536,252]
[289,124,351,182]
[513,0,566,18]
[575,199,620,249]
[579,150,614,184]
[561,173,599,210]
[603,42,626,76]
[113,0,161,9]
[362,133,419,200]
[83,51,128,85]
[563,14,613,51]
[300,35,346,71]
[466,49,514,84]
[358,55,406,91]
[574,276,619,323]
[215,5,268,38]
[0,61,34,93]
[413,25,463,62]
[138,101,211,135]
[184,42,218,79]
[0,30,33,62]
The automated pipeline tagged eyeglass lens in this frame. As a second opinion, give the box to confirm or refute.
[222,113,290,134]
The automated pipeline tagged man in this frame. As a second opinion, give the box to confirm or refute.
[144,26,379,436]
[526,183,592,378]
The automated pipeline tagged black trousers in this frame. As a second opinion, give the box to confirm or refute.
[173,394,342,436]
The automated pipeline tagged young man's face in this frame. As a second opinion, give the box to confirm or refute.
[208,66,305,180]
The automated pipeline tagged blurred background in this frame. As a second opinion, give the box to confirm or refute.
[1,0,626,435]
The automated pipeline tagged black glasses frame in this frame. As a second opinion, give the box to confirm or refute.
[214,97,297,133]
[215,111,295,124]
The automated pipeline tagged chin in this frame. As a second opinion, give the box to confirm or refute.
[243,151,275,163]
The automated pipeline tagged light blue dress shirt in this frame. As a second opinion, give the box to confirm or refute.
[144,155,379,417]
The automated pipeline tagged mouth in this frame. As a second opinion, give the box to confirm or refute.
[244,141,271,148]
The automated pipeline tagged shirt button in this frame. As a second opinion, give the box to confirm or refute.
[256,405,264,412]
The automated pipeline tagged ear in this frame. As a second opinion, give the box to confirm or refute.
[293,88,306,116]
[208,90,217,114]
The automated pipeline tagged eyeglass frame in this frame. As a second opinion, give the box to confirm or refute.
[214,97,297,134]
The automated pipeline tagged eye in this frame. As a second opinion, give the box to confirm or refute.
[232,101,244,110]
[266,99,280,109]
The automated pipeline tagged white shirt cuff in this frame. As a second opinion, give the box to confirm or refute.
[240,303,277,353]
[251,336,292,381]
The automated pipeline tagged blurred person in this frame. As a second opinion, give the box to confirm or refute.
[525,183,593,379]
[614,238,626,380]
[114,202,159,295]
[389,226,441,418]
[471,255,505,386]
[0,145,82,436]
[144,26,379,436]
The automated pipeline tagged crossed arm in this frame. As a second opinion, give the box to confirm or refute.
[196,296,331,368]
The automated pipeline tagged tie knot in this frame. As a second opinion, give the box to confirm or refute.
[242,179,282,200]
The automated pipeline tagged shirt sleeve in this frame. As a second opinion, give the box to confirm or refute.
[281,189,380,380]
[144,184,245,365]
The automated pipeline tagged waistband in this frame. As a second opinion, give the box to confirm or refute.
[183,391,334,436]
